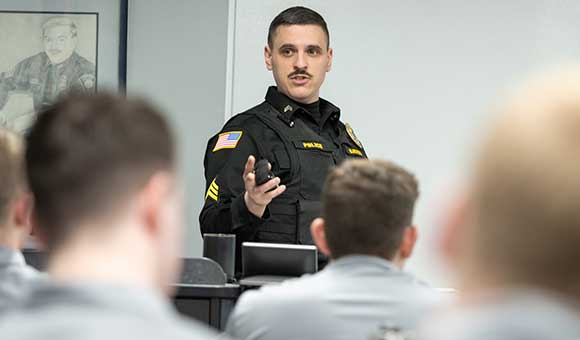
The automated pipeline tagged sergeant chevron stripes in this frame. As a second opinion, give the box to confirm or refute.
[206,178,219,201]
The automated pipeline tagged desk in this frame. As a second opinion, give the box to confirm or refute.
[22,251,243,330]
[172,283,241,330]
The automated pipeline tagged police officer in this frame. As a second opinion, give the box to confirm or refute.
[0,17,95,115]
[200,6,367,270]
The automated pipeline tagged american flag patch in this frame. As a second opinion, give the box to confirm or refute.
[213,131,243,152]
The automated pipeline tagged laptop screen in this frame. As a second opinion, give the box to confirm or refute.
[242,242,318,277]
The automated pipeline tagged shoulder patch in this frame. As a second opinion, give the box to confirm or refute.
[213,131,243,152]
[205,178,219,202]
[345,123,363,148]
[79,74,95,91]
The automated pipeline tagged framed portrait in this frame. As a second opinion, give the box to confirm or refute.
[0,0,128,133]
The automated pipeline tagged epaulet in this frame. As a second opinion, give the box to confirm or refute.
[221,101,271,129]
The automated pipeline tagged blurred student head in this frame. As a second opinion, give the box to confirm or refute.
[443,64,580,301]
[26,93,181,295]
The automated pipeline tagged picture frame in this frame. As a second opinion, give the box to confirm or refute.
[0,0,128,133]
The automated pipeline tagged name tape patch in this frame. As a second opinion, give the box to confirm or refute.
[348,148,363,156]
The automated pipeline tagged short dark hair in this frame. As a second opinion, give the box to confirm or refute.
[322,159,419,259]
[26,93,175,250]
[268,6,330,48]
[0,129,27,225]
[42,17,78,38]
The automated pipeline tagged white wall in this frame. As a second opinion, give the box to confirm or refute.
[122,0,580,286]
[127,0,230,258]
[231,0,580,286]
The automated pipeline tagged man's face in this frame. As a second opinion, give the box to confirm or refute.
[43,25,77,64]
[265,24,333,104]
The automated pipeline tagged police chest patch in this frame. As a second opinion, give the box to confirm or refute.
[345,123,363,148]
[302,141,323,150]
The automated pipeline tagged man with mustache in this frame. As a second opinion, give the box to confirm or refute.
[0,16,95,131]
[200,6,367,273]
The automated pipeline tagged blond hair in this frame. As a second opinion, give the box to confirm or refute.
[471,64,580,296]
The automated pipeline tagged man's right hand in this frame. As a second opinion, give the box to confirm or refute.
[243,155,286,218]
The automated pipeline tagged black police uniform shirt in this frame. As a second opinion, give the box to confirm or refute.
[200,86,367,268]
[0,52,96,112]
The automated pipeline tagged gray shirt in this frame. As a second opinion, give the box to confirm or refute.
[418,289,580,340]
[0,281,224,340]
[226,255,445,340]
[0,246,40,313]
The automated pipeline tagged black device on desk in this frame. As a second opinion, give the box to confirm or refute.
[202,233,236,282]
[239,242,318,286]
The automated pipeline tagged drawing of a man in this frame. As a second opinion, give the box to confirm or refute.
[0,16,96,132]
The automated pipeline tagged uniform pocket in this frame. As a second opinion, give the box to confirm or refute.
[272,149,291,183]
[258,201,297,236]
[297,200,322,245]
[293,141,335,200]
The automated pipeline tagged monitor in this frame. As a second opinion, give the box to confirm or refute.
[242,242,318,278]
